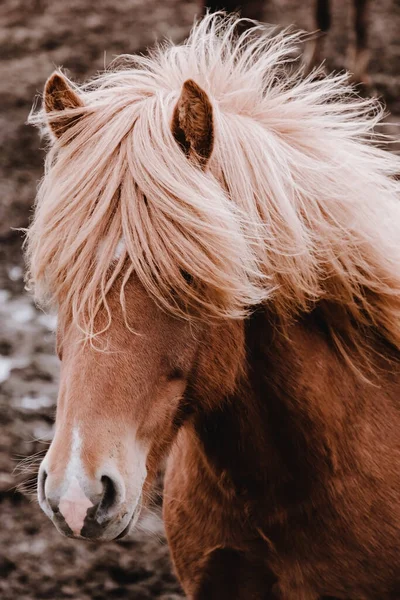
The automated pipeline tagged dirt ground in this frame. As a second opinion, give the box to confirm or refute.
[1,1,399,598]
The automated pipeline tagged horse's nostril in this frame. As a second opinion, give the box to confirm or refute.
[38,467,47,503]
[38,468,59,513]
[100,475,117,512]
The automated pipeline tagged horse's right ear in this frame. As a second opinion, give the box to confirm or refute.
[44,72,85,140]
[171,79,214,168]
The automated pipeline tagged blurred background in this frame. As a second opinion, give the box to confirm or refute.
[1,1,399,598]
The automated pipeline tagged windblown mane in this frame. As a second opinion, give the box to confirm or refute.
[26,13,400,351]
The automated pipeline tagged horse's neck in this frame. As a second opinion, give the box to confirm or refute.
[191,308,399,509]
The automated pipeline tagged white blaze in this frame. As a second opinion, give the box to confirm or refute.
[59,476,93,535]
[58,427,93,535]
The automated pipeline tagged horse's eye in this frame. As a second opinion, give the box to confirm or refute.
[180,270,193,285]
[167,367,185,381]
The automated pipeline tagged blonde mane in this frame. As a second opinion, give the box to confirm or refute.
[26,13,400,349]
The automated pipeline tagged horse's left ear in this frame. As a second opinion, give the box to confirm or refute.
[44,72,85,140]
[172,79,214,167]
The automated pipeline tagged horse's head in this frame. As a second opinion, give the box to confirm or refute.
[40,277,198,541]
[36,73,245,541]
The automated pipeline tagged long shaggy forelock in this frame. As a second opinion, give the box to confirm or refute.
[26,13,400,348]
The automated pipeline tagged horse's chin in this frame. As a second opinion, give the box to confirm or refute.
[113,499,143,541]
[114,518,133,540]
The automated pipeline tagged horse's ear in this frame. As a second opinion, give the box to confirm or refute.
[44,72,85,140]
[172,79,214,167]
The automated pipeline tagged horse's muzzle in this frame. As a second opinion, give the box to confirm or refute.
[38,464,141,541]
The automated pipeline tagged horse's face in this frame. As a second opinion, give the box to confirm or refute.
[39,278,201,540]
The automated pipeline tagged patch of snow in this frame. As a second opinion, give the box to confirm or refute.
[32,422,55,442]
[7,265,23,281]
[0,356,30,383]
[0,357,13,383]
[15,394,55,411]
[11,304,36,324]
[0,289,10,305]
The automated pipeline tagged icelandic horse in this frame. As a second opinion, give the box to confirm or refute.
[26,14,400,600]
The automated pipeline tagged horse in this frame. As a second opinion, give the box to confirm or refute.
[204,0,371,83]
[26,14,400,600]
